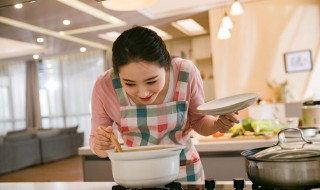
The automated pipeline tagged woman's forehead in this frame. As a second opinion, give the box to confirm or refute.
[118,61,164,80]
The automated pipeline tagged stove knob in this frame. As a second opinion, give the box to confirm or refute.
[205,178,216,190]
[233,178,245,189]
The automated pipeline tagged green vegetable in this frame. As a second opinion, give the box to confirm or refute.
[251,119,285,134]
[231,128,245,138]
[242,117,255,132]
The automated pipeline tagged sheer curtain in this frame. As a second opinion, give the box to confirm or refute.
[0,61,26,135]
[39,50,105,145]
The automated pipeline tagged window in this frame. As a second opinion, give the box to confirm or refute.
[39,51,105,145]
[0,62,26,135]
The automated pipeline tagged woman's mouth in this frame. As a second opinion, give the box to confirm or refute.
[140,94,153,102]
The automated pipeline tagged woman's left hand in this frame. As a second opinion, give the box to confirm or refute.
[214,113,240,133]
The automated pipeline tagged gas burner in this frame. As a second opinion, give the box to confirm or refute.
[112,181,182,190]
[252,183,320,190]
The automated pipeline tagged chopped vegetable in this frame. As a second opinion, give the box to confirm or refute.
[242,117,255,132]
[251,119,285,134]
[212,131,224,138]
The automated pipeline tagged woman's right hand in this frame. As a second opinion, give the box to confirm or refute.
[93,125,115,157]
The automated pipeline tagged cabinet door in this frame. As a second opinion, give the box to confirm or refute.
[192,35,211,60]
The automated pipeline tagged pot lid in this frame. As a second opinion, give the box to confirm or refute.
[250,128,320,160]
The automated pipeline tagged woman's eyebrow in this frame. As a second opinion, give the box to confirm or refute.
[145,75,158,81]
[123,78,135,82]
[123,75,158,82]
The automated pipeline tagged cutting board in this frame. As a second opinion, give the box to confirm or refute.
[198,135,274,142]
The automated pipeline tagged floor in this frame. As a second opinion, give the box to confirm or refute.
[0,156,83,182]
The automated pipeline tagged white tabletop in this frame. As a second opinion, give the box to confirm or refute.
[0,182,117,190]
[0,181,252,190]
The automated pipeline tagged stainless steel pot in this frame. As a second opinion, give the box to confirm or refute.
[241,128,320,188]
[107,144,185,188]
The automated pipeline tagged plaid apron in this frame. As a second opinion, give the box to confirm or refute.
[112,62,204,183]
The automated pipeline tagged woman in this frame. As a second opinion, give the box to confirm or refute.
[90,26,239,184]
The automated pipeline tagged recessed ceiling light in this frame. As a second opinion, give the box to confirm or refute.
[171,19,207,36]
[14,4,23,9]
[63,20,71,25]
[144,25,172,40]
[36,37,44,43]
[33,54,40,59]
[80,47,87,52]
[98,31,121,42]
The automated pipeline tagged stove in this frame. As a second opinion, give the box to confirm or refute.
[112,178,249,190]
[112,179,320,190]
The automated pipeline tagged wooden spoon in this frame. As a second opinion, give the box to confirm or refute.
[110,133,123,152]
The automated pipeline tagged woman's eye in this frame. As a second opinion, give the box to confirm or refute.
[125,83,135,87]
[147,81,156,85]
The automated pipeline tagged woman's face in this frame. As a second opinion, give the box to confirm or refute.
[118,61,167,105]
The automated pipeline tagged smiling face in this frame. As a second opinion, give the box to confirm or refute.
[118,61,168,105]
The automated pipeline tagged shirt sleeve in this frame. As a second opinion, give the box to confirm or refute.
[90,71,115,151]
[185,60,208,129]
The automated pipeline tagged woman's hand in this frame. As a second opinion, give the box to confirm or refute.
[214,113,240,133]
[93,125,115,157]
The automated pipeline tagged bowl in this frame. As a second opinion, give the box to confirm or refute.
[106,144,185,188]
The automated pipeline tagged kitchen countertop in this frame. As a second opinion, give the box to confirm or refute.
[0,181,253,190]
[78,134,320,155]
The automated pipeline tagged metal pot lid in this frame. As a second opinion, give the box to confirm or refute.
[250,128,320,160]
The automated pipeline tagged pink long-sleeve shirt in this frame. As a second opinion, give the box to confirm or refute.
[90,58,208,150]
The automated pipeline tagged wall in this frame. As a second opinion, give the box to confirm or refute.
[166,36,215,101]
[209,0,320,102]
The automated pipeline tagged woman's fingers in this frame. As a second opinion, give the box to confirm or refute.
[94,125,114,151]
[215,113,240,133]
[216,119,230,133]
[226,113,240,123]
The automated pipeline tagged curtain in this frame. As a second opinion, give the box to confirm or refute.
[303,49,320,100]
[0,61,26,135]
[39,50,105,145]
[26,60,41,130]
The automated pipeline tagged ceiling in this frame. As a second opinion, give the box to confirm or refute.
[0,0,257,61]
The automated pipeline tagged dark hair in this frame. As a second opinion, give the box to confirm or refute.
[112,26,171,74]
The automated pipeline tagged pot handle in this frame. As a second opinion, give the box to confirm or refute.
[274,128,312,146]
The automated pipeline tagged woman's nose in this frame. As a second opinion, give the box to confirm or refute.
[137,86,149,98]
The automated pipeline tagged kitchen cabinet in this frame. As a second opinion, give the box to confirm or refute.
[77,138,283,181]
[191,35,211,60]
[79,135,320,182]
[248,102,303,120]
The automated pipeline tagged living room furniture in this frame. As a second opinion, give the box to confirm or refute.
[0,126,84,175]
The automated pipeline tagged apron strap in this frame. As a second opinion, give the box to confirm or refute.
[173,61,191,101]
[111,69,130,106]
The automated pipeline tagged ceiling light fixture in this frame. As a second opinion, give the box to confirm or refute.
[144,25,172,40]
[171,19,207,36]
[14,4,23,8]
[0,0,36,8]
[101,0,158,11]
[217,25,231,40]
[36,37,44,43]
[222,12,233,29]
[230,0,243,16]
[62,20,71,25]
[80,47,87,52]
[33,54,40,59]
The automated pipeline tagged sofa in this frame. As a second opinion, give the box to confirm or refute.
[0,130,41,175]
[0,126,84,175]
[37,126,84,163]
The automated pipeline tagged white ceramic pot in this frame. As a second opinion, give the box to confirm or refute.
[106,144,185,188]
